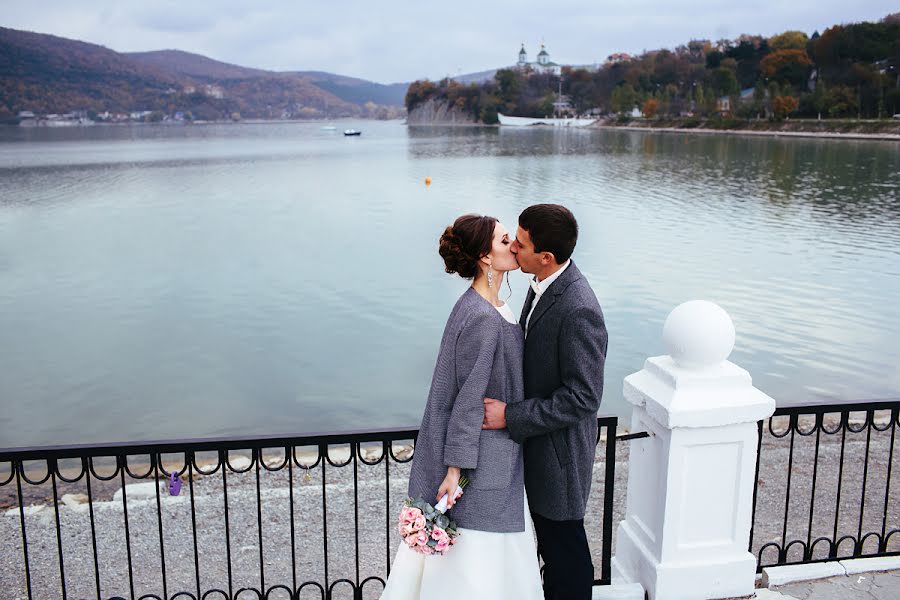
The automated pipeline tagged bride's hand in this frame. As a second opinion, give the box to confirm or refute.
[436,466,463,508]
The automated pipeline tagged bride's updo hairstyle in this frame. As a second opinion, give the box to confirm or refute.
[439,214,498,279]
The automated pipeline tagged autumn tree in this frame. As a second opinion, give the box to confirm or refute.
[642,98,660,118]
[404,80,438,110]
[494,69,523,111]
[769,31,809,50]
[772,95,799,119]
[825,85,859,117]
[710,67,740,96]
[760,49,813,87]
[611,84,637,114]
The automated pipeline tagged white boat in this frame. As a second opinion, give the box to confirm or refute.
[498,113,596,127]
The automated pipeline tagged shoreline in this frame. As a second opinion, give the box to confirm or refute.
[594,124,900,142]
[403,120,900,140]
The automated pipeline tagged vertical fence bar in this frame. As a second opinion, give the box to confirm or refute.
[84,459,102,600]
[289,447,298,595]
[255,449,266,594]
[780,417,797,563]
[857,411,874,553]
[832,413,848,557]
[353,443,361,593]
[187,454,201,600]
[16,463,34,600]
[385,441,392,576]
[50,463,68,600]
[119,458,136,600]
[881,410,897,550]
[152,456,169,599]
[321,443,330,592]
[600,418,618,585]
[222,451,234,599]
[805,417,822,559]
[749,420,763,555]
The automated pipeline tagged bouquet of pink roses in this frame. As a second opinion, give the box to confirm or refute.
[398,476,468,555]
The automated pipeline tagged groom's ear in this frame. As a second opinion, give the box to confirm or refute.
[541,251,558,266]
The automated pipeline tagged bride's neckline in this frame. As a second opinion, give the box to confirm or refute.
[469,286,504,308]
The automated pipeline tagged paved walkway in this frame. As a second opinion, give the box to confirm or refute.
[759,569,900,600]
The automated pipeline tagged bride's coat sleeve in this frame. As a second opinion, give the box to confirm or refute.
[442,310,501,469]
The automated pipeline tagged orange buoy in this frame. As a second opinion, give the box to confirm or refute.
[425,176,432,186]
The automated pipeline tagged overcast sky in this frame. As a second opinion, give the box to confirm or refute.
[4,2,896,83]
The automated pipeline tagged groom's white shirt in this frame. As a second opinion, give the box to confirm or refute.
[525,259,570,334]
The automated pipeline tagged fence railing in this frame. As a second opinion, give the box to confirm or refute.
[0,416,618,600]
[750,399,900,572]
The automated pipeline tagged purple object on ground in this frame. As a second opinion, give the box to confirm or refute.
[169,473,182,496]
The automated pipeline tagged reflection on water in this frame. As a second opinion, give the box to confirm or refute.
[0,122,898,446]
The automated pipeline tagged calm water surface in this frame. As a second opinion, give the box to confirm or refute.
[1,121,898,446]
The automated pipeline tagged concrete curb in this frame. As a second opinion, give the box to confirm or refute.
[592,582,645,599]
[762,556,900,587]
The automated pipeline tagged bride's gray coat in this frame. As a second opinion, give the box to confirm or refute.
[407,287,526,533]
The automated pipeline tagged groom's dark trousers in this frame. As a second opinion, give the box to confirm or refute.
[531,512,594,599]
[505,261,607,600]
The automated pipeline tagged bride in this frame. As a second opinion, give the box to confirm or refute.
[380,214,543,599]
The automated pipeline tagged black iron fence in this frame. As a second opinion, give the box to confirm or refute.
[0,416,619,600]
[750,399,900,572]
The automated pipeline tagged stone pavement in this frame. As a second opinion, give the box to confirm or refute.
[758,569,900,600]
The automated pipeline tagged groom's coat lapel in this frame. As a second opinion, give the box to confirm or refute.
[526,292,557,333]
[526,262,583,334]
[520,287,536,331]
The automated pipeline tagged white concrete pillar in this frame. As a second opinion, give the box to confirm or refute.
[612,300,776,600]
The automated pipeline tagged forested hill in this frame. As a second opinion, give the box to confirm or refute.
[126,50,272,80]
[0,27,180,116]
[0,27,406,121]
[126,51,408,107]
[405,14,900,123]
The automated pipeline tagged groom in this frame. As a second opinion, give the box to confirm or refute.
[483,203,607,600]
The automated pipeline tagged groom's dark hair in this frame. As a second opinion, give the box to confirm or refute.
[519,204,578,264]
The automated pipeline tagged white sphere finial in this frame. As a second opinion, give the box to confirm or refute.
[663,300,735,369]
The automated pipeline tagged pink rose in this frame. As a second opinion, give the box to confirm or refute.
[431,527,450,552]
[412,514,426,531]
[415,531,429,546]
[403,533,418,547]
[420,545,434,555]
[400,506,421,524]
[399,522,417,537]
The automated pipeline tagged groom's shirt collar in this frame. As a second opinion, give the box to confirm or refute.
[529,260,570,296]
[526,259,570,332]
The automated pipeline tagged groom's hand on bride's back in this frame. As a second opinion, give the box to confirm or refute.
[482,398,507,429]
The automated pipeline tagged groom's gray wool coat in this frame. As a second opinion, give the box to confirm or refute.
[506,261,607,521]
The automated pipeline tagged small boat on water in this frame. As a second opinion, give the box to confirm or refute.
[343,129,362,136]
[497,113,596,127]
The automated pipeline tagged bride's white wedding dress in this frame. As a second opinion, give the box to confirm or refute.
[380,302,543,600]
[380,493,544,599]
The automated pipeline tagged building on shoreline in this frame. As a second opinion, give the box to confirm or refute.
[516,43,562,75]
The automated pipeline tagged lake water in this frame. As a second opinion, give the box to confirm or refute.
[1,121,898,447]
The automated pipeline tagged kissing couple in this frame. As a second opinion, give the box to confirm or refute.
[381,203,608,600]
